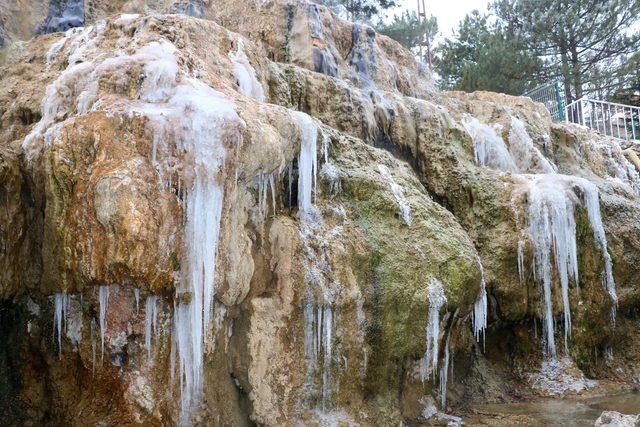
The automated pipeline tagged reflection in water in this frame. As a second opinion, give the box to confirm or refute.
[472,393,640,426]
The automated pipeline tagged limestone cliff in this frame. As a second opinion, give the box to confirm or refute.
[0,1,639,425]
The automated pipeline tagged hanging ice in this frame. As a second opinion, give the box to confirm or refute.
[53,292,70,359]
[525,174,618,355]
[462,116,518,172]
[377,164,412,225]
[98,285,110,361]
[145,296,159,362]
[228,40,265,102]
[517,240,525,284]
[472,257,487,343]
[302,293,335,410]
[508,117,556,174]
[127,41,242,424]
[293,111,319,214]
[256,172,277,217]
[420,278,446,382]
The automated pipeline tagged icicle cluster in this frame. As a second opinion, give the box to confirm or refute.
[54,292,70,359]
[377,164,412,225]
[526,174,618,355]
[256,172,277,217]
[145,296,159,362]
[420,278,446,382]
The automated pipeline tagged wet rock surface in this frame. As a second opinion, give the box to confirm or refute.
[0,0,639,425]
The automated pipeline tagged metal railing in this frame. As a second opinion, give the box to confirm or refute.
[565,98,640,142]
[524,81,566,121]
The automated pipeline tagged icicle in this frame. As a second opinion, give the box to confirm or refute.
[134,288,140,314]
[98,285,110,362]
[145,296,159,362]
[420,278,446,382]
[581,182,618,323]
[472,257,487,345]
[377,164,412,226]
[53,292,69,359]
[292,111,318,215]
[517,240,525,284]
[321,133,330,163]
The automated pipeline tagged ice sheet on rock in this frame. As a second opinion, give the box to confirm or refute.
[228,40,265,102]
[527,357,596,396]
[420,277,446,382]
[508,117,556,174]
[462,116,518,172]
[589,139,640,195]
[377,164,411,225]
[292,111,319,216]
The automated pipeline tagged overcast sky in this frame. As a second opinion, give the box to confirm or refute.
[389,0,492,43]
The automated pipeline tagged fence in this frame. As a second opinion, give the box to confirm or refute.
[565,98,640,142]
[523,81,566,121]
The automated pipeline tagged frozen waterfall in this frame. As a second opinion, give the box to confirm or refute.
[98,285,110,362]
[54,292,70,359]
[378,164,412,225]
[526,174,618,355]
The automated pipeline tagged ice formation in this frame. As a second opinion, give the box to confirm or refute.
[293,111,319,215]
[525,174,618,355]
[509,117,556,174]
[98,285,110,361]
[303,301,334,409]
[377,164,412,225]
[256,172,277,217]
[589,139,640,194]
[420,278,446,382]
[462,116,518,172]
[517,240,525,283]
[54,292,70,359]
[228,41,266,102]
[527,357,596,395]
[145,296,159,361]
[471,257,487,344]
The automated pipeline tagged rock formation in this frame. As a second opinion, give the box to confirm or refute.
[0,0,639,425]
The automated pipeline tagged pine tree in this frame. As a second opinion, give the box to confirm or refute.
[434,11,542,95]
[492,0,640,103]
[376,11,438,62]
[319,0,398,22]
